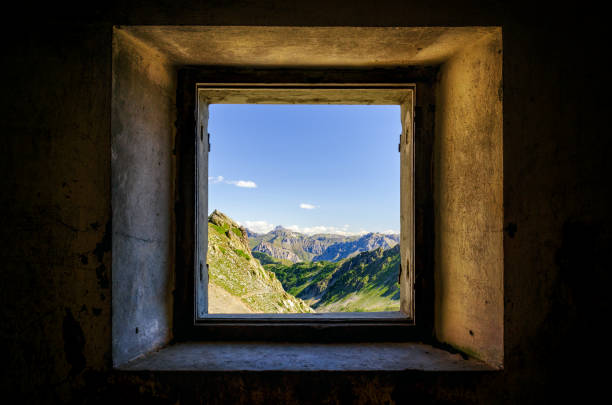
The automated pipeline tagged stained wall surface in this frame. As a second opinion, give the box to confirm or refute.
[1,1,608,404]
[1,25,113,400]
[434,33,504,367]
[111,30,176,365]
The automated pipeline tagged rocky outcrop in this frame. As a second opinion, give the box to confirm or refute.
[207,210,313,314]
[252,241,301,263]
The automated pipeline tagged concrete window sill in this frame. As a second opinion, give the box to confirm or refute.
[117,342,494,372]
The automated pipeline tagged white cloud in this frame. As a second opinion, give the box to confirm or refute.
[228,180,257,188]
[209,175,257,188]
[208,175,224,184]
[239,220,378,236]
[299,203,317,210]
[381,229,399,235]
[238,218,384,237]
[286,224,365,236]
[241,220,275,234]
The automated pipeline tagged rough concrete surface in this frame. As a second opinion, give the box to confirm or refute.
[434,33,504,367]
[123,26,497,67]
[120,342,492,372]
[1,1,609,404]
[111,30,177,365]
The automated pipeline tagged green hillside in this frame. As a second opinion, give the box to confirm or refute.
[207,210,314,314]
[257,245,401,312]
[314,245,400,312]
[261,257,339,302]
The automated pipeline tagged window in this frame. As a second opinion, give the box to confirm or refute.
[192,84,415,325]
[206,104,402,315]
[113,26,503,367]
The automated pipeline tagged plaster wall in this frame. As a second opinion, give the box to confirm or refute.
[434,33,504,367]
[111,30,176,365]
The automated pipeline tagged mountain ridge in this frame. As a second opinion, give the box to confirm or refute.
[248,226,399,264]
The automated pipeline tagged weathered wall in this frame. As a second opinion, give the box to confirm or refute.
[1,1,607,404]
[434,33,504,367]
[111,29,176,365]
[1,24,113,403]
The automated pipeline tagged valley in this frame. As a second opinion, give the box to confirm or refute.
[208,210,400,313]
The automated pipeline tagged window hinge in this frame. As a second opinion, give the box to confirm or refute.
[398,133,401,152]
[208,133,211,152]
[200,125,203,142]
[199,262,203,281]
[398,262,402,283]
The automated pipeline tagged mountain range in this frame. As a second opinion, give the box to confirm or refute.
[207,210,400,313]
[248,226,399,263]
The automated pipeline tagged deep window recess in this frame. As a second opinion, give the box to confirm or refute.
[193,85,415,323]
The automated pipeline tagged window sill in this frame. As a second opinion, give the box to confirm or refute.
[116,341,495,372]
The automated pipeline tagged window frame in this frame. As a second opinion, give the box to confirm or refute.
[174,68,435,342]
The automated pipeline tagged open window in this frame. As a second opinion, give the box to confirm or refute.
[113,26,503,368]
[193,84,415,323]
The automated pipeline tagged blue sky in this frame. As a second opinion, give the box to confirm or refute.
[208,104,401,235]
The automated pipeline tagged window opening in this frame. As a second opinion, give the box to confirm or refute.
[206,105,401,314]
[193,85,415,322]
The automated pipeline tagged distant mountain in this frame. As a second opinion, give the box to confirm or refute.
[312,232,399,262]
[258,244,400,312]
[244,228,261,239]
[248,226,399,264]
[207,210,313,314]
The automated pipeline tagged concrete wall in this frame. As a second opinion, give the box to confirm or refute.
[1,25,112,402]
[0,1,607,403]
[434,33,504,367]
[111,30,176,365]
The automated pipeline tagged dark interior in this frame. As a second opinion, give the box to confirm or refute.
[1,2,607,404]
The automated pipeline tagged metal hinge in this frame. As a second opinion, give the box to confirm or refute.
[199,263,209,281]
[398,262,402,283]
[398,133,402,152]
[208,133,211,152]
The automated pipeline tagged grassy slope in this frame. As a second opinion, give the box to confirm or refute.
[262,259,338,302]
[314,246,400,312]
[252,251,293,266]
[257,246,400,312]
[207,211,314,314]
